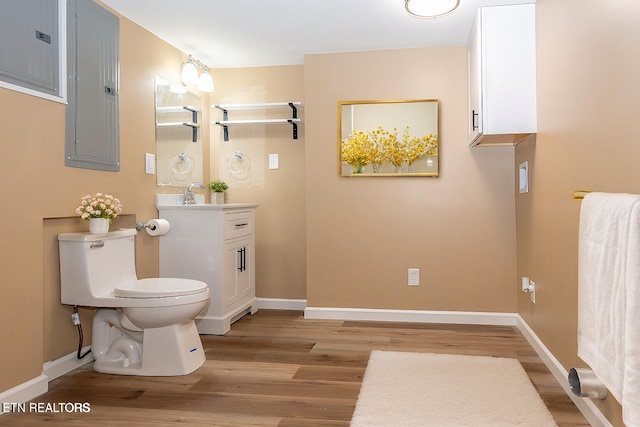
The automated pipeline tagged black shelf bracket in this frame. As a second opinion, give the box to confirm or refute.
[288,119,298,140]
[288,102,298,119]
[183,106,199,142]
[221,108,229,141]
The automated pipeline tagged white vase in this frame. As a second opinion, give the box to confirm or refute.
[89,218,109,234]
[211,191,225,204]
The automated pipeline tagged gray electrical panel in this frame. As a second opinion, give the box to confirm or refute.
[0,0,60,96]
[65,0,120,172]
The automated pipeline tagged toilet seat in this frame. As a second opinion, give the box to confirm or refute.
[115,278,208,298]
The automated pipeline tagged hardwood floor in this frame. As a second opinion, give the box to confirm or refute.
[0,310,589,426]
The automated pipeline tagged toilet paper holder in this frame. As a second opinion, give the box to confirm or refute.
[135,219,171,236]
[135,221,156,232]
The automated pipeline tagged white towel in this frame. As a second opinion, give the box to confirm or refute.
[578,192,640,426]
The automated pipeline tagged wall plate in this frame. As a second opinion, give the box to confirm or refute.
[269,153,279,170]
[519,161,529,193]
[145,153,155,174]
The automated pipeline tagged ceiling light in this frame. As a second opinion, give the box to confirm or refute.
[197,68,214,93]
[405,0,460,19]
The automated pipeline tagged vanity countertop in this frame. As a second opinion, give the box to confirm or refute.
[155,193,257,210]
[156,202,258,211]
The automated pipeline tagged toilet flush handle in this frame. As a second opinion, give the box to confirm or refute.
[90,241,104,249]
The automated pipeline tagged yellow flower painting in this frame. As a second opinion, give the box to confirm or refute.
[341,126,438,175]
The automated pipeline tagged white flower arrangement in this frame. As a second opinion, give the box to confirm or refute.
[75,193,122,221]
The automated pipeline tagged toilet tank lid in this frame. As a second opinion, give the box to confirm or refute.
[58,228,137,241]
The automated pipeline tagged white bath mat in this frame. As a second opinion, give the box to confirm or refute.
[351,351,557,427]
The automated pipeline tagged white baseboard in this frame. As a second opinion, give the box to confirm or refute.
[304,306,610,426]
[258,298,307,311]
[0,348,92,411]
[0,375,48,410]
[43,346,93,382]
[304,306,518,325]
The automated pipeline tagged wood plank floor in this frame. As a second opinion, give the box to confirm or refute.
[0,310,589,426]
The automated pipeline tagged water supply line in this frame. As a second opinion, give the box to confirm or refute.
[72,306,91,359]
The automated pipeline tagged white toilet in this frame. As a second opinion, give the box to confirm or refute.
[58,228,210,376]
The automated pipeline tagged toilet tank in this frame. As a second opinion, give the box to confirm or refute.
[58,228,138,306]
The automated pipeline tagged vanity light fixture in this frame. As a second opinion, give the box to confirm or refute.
[180,55,214,93]
[405,0,460,19]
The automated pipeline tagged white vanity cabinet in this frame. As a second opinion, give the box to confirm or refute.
[157,203,258,335]
[468,3,536,147]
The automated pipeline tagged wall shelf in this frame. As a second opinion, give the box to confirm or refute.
[156,105,200,114]
[213,102,302,141]
[156,105,200,142]
[156,122,200,128]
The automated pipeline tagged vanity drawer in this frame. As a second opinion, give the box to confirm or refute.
[223,211,254,240]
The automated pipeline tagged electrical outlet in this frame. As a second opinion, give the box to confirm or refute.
[408,268,420,286]
[521,277,536,303]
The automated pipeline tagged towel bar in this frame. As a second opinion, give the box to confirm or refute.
[572,190,591,200]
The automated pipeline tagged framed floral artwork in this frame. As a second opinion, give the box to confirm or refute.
[338,99,438,176]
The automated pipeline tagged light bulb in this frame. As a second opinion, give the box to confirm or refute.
[180,61,199,85]
[197,69,214,93]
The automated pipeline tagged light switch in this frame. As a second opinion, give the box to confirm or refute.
[145,153,155,174]
[268,153,279,170]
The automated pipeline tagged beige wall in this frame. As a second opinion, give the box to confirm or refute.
[516,0,640,425]
[0,4,190,392]
[304,47,518,312]
[209,66,307,299]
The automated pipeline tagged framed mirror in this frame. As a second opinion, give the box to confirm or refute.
[154,76,203,187]
[338,99,438,176]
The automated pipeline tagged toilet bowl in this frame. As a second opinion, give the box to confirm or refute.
[115,278,209,328]
[58,228,210,376]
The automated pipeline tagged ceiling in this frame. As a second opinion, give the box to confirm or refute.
[101,0,534,69]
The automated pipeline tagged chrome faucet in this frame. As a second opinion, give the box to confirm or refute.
[183,182,205,205]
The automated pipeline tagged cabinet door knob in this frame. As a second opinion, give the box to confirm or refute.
[472,110,479,131]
